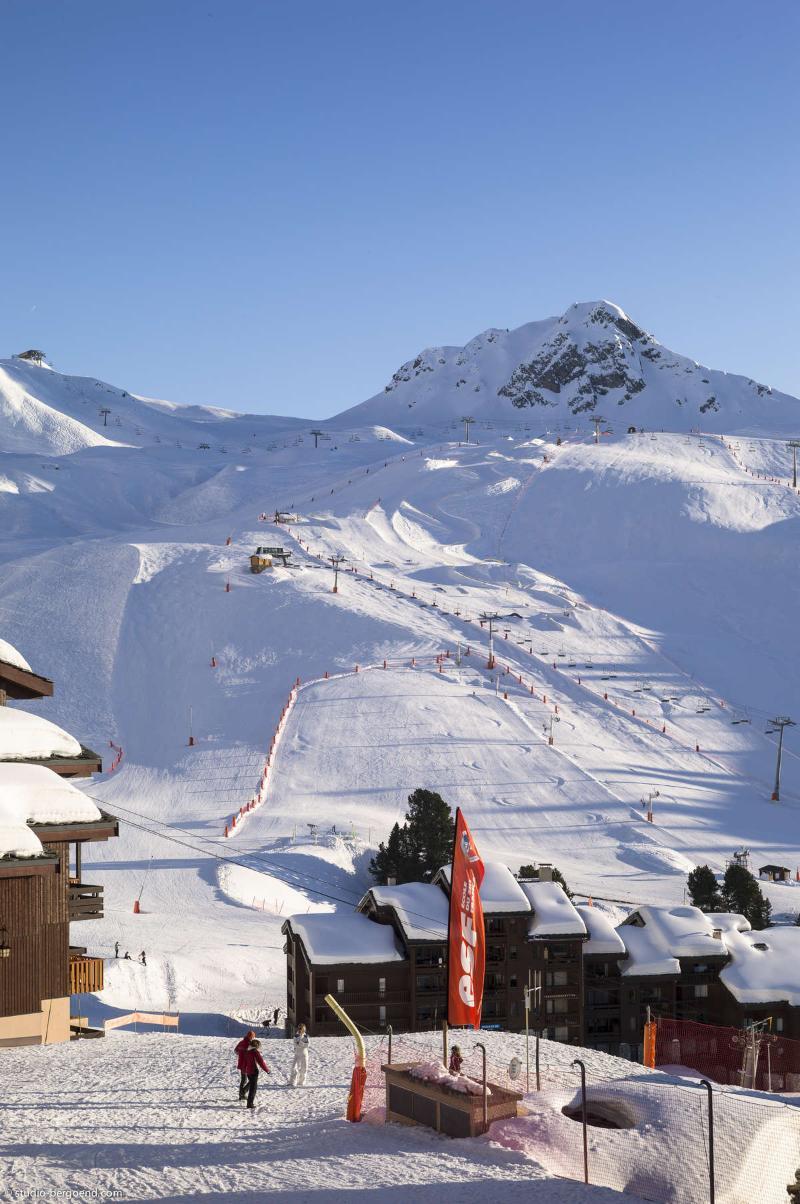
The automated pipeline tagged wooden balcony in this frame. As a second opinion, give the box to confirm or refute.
[68,880,104,922]
[70,954,104,994]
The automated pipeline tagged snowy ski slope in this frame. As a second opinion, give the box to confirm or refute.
[0,331,799,1024]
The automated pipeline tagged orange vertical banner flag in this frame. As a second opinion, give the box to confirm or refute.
[447,808,486,1030]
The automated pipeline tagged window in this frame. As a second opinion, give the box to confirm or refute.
[487,918,506,936]
[337,978,344,994]
[554,1025,569,1041]
[379,1005,386,1026]
[509,945,518,961]
[416,946,445,967]
[629,1016,637,1031]
[487,945,505,964]
[316,976,328,995]
[546,997,569,1015]
[776,1017,784,1033]
[378,977,386,997]
[547,970,568,988]
[694,984,708,999]
[509,974,517,989]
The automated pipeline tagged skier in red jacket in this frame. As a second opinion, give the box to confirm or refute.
[241,1039,270,1109]
[235,1030,256,1100]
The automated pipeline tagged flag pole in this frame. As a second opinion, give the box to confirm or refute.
[445,807,461,1031]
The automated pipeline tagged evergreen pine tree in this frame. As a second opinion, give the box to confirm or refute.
[369,822,410,884]
[721,863,772,929]
[403,789,454,881]
[687,865,724,912]
[369,790,454,884]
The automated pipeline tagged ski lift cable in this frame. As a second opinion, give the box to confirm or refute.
[86,799,457,941]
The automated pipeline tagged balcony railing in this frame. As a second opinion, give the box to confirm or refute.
[68,882,104,922]
[69,955,104,994]
[316,990,411,1007]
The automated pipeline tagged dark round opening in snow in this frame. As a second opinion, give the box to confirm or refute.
[561,1102,635,1130]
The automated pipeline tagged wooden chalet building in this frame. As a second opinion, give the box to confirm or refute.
[0,640,117,1047]
[282,862,588,1038]
[0,643,102,777]
[578,904,800,1058]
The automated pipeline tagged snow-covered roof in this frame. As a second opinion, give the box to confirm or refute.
[286,911,407,965]
[575,904,627,955]
[0,707,81,760]
[0,763,103,859]
[521,881,587,938]
[720,925,800,1006]
[618,924,680,978]
[0,638,31,672]
[437,860,531,913]
[363,881,449,942]
[618,906,733,978]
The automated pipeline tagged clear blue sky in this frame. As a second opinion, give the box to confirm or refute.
[1,1,798,418]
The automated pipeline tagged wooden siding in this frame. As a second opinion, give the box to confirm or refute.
[0,845,69,1020]
[70,955,104,995]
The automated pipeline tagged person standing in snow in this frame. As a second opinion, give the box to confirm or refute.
[289,1023,309,1086]
[139,950,146,966]
[241,1039,270,1108]
[235,1030,256,1100]
[272,1007,280,1028]
[448,1045,463,1075]
[114,941,119,958]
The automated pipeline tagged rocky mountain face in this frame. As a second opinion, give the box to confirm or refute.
[336,301,797,435]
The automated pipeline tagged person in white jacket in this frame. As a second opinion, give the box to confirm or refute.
[289,1023,309,1086]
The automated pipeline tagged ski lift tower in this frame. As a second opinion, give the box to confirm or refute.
[310,429,325,449]
[788,439,800,489]
[461,415,475,444]
[766,715,796,801]
[590,415,606,445]
[479,610,522,670]
[329,554,347,594]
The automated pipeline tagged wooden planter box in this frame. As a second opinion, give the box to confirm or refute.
[381,1062,522,1138]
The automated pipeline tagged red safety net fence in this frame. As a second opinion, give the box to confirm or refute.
[654,1016,800,1092]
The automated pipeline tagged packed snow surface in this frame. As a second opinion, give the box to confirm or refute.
[1,1028,797,1204]
[522,879,588,937]
[0,763,102,857]
[0,636,32,671]
[0,305,799,1026]
[0,706,81,759]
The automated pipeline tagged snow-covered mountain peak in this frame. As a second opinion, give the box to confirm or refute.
[336,299,796,435]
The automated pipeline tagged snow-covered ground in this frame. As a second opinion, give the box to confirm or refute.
[4,1028,797,1203]
[1,387,799,1023]
[2,317,800,1199]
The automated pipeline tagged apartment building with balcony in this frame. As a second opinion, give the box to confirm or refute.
[0,640,117,1047]
[282,860,588,1038]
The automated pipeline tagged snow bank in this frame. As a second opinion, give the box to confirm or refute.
[575,904,627,955]
[521,880,587,937]
[0,707,81,760]
[0,763,102,857]
[408,1060,491,1096]
[437,860,531,913]
[720,924,800,1006]
[619,906,732,977]
[364,880,448,941]
[0,637,31,671]
[285,911,406,964]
